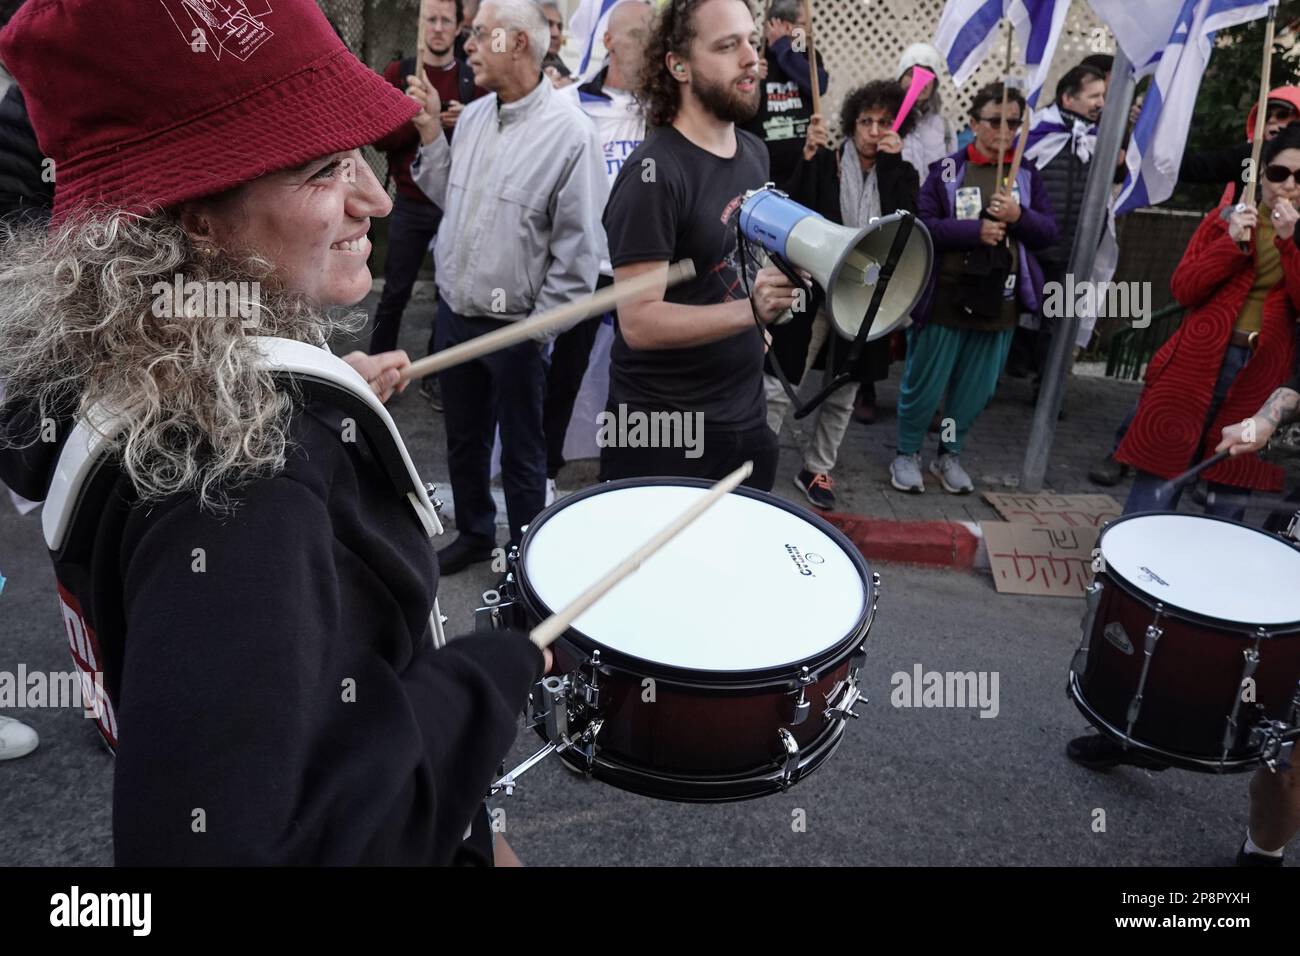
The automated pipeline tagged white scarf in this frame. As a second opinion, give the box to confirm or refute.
[839,140,881,228]
[1024,104,1096,169]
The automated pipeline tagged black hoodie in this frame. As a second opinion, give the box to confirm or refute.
[0,396,543,865]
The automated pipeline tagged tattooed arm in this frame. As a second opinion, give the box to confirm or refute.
[1216,386,1300,456]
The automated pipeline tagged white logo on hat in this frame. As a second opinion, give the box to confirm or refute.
[159,0,274,62]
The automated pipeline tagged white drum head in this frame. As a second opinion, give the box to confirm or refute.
[1100,514,1300,625]
[521,485,868,672]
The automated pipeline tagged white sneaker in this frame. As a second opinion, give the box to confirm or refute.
[890,453,925,493]
[0,716,38,761]
[930,453,974,494]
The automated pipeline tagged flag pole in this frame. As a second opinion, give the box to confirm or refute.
[1020,45,1135,493]
[801,0,821,116]
[996,21,1014,187]
[1240,4,1278,250]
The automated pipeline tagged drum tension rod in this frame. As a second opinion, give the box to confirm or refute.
[777,728,800,791]
[1222,632,1265,765]
[1123,603,1164,746]
[1072,581,1104,677]
[792,667,814,725]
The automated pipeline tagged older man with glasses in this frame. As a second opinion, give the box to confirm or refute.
[407,0,604,574]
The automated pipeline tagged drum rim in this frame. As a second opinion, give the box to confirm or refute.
[550,717,848,802]
[1097,511,1300,632]
[515,476,875,683]
[1067,671,1264,773]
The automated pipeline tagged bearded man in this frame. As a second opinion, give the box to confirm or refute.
[597,0,801,491]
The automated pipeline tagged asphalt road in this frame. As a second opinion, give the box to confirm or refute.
[0,301,1284,867]
[0,522,1268,865]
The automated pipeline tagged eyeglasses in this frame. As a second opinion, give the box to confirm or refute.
[467,24,514,41]
[1264,163,1300,184]
[1267,105,1298,123]
[975,115,1023,130]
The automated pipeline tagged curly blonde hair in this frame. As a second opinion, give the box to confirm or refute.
[0,208,362,512]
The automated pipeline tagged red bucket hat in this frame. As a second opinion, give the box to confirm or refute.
[0,0,420,223]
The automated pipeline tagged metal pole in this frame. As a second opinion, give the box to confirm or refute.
[1019,45,1134,492]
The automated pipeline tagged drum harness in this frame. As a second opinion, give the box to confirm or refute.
[42,337,454,746]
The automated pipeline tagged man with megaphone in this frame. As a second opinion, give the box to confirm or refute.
[598,0,803,490]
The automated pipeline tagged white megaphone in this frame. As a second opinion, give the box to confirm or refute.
[738,186,933,342]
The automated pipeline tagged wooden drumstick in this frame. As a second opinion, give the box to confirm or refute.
[1153,449,1230,502]
[529,462,754,650]
[398,260,696,384]
[415,0,427,80]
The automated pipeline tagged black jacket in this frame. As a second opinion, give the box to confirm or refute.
[1033,108,1093,266]
[0,396,542,865]
[766,145,919,383]
[0,83,53,223]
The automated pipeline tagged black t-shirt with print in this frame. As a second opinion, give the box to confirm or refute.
[602,125,770,430]
[740,44,816,190]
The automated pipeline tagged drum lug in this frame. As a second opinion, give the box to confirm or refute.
[423,482,444,516]
[825,677,865,722]
[1220,632,1264,763]
[1071,580,1104,677]
[1123,605,1163,741]
[474,594,517,632]
[572,649,602,710]
[561,718,604,773]
[777,728,800,790]
[1248,720,1297,773]
[791,666,814,725]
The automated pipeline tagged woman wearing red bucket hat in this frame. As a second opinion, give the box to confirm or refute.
[0,0,546,866]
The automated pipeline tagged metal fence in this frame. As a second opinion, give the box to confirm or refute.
[318,0,423,188]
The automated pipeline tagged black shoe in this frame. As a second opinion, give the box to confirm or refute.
[794,469,836,510]
[419,378,443,412]
[1088,453,1130,487]
[852,386,878,425]
[437,535,495,575]
[1235,841,1285,867]
[1065,733,1170,771]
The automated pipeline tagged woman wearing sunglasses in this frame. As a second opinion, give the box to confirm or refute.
[1110,124,1300,519]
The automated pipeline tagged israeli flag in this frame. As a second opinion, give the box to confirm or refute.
[1092,0,1278,216]
[934,0,1070,107]
[568,0,626,81]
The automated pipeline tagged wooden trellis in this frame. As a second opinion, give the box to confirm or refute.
[768,0,1110,141]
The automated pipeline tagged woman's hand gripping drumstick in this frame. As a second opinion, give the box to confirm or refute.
[397,261,697,385]
[529,462,754,650]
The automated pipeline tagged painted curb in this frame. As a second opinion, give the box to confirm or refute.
[824,512,987,570]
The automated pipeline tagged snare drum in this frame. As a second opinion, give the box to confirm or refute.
[485,478,878,802]
[1069,513,1300,772]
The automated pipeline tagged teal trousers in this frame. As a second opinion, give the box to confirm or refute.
[896,323,1015,456]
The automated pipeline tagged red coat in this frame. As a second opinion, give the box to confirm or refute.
[1115,205,1300,491]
